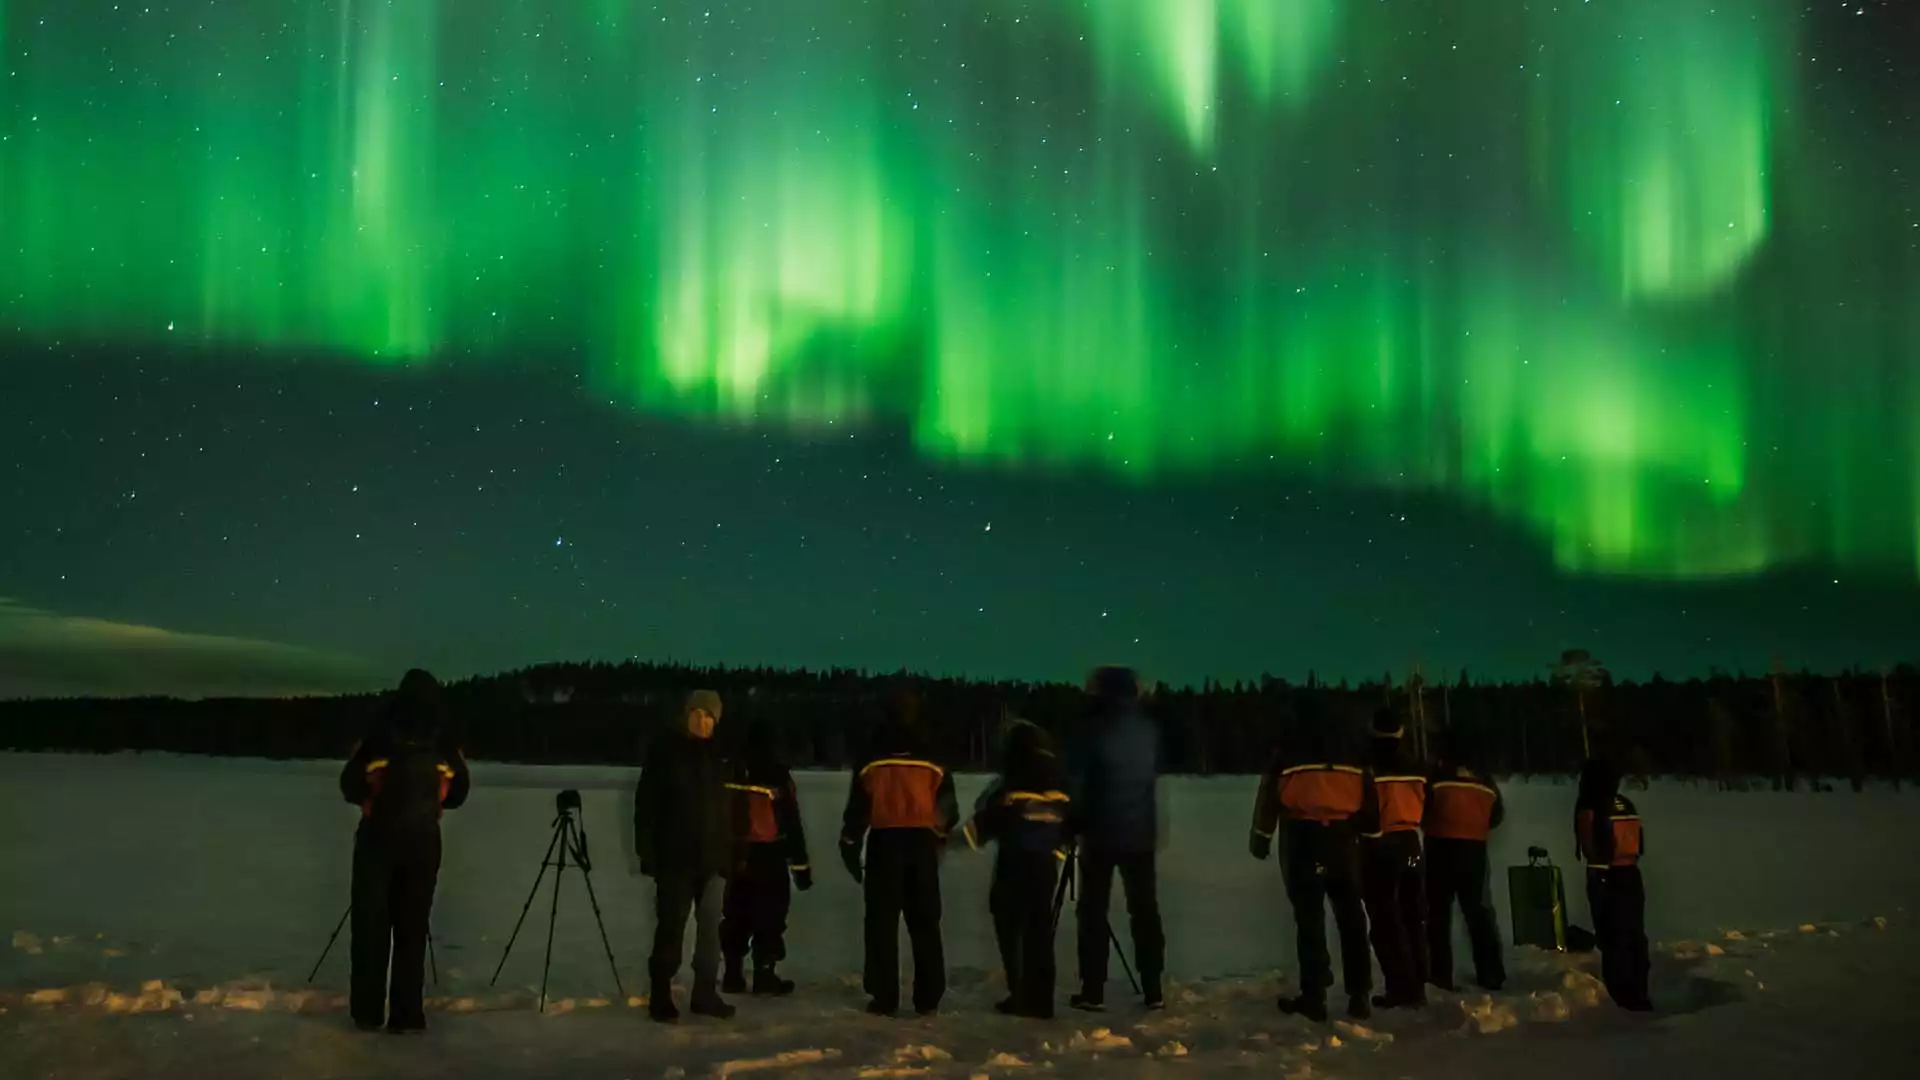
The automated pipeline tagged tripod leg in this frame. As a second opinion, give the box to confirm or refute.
[490,823,565,987]
[428,927,439,987]
[570,822,629,1002]
[540,834,567,1013]
[1050,852,1075,933]
[308,904,353,984]
[1110,923,1140,995]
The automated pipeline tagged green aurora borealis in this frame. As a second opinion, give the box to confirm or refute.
[2,1,1916,582]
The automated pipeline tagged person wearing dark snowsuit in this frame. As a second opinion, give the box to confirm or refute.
[1065,665,1167,1012]
[634,689,739,1022]
[1361,709,1429,1009]
[1575,758,1651,1012]
[339,668,470,1034]
[841,690,959,1017]
[1250,700,1376,1022]
[720,720,812,996]
[962,719,1073,1019]
[1424,732,1507,993]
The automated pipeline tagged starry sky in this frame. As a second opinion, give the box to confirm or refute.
[1,1,1916,698]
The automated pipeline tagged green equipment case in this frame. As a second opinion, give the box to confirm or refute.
[1507,846,1569,951]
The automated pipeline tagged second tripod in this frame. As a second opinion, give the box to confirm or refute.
[1050,845,1141,996]
[489,789,626,1012]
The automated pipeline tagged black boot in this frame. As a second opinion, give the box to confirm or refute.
[722,957,747,996]
[865,999,897,1017]
[648,976,680,1024]
[1277,993,1328,1022]
[1347,995,1372,1021]
[752,966,796,997]
[690,981,736,1019]
[1143,974,1165,1011]
[1069,989,1105,1013]
[994,997,1020,1016]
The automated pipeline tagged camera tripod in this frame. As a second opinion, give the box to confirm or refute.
[1050,845,1141,995]
[306,906,439,985]
[489,790,626,1012]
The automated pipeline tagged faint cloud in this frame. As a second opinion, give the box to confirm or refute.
[0,599,383,699]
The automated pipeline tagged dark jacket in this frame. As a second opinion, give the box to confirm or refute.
[728,731,811,870]
[340,731,470,842]
[964,721,1073,858]
[634,728,738,880]
[1067,698,1159,853]
[341,672,469,843]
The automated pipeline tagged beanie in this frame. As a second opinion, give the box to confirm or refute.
[685,689,723,721]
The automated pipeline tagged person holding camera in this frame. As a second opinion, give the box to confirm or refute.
[634,690,739,1022]
[961,718,1073,1020]
[339,669,470,1034]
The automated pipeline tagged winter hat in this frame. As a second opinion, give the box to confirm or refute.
[684,689,723,721]
[1087,665,1141,701]
[1371,707,1404,738]
[387,668,444,741]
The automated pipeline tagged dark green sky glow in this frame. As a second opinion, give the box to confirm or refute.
[1,2,1915,692]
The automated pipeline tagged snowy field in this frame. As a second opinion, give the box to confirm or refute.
[3,753,1918,1078]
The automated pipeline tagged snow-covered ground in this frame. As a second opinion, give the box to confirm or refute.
[3,753,1917,1078]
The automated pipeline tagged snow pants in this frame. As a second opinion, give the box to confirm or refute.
[1425,837,1506,990]
[863,829,945,1013]
[1362,829,1428,1002]
[991,849,1060,1016]
[721,843,792,971]
[1281,819,1372,1002]
[1587,866,1650,1009]
[1075,847,1166,996]
[349,827,440,1029]
[651,874,724,987]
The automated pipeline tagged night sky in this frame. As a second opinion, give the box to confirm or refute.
[2,1,1916,698]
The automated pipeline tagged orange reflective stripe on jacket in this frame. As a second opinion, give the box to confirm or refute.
[728,782,782,844]
[1279,764,1365,822]
[860,758,946,830]
[1371,775,1426,834]
[1427,779,1498,840]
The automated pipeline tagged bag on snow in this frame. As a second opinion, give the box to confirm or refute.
[1507,846,1569,951]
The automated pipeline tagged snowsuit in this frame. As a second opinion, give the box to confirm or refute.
[339,672,469,1032]
[1576,761,1650,1011]
[841,715,959,1015]
[634,724,739,998]
[1361,732,1428,1004]
[1251,738,1376,1009]
[1066,686,1166,1004]
[721,749,811,984]
[1423,764,1507,990]
[963,721,1073,1018]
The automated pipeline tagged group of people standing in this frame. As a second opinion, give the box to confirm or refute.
[631,665,1165,1022]
[337,666,1650,1035]
[1248,702,1652,1020]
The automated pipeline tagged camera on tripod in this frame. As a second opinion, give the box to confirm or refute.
[490,788,624,1011]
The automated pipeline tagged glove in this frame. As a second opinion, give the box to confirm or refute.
[1249,831,1272,861]
[840,841,865,885]
[639,858,657,878]
[792,865,814,892]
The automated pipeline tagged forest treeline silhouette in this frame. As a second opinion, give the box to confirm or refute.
[2,660,1915,787]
